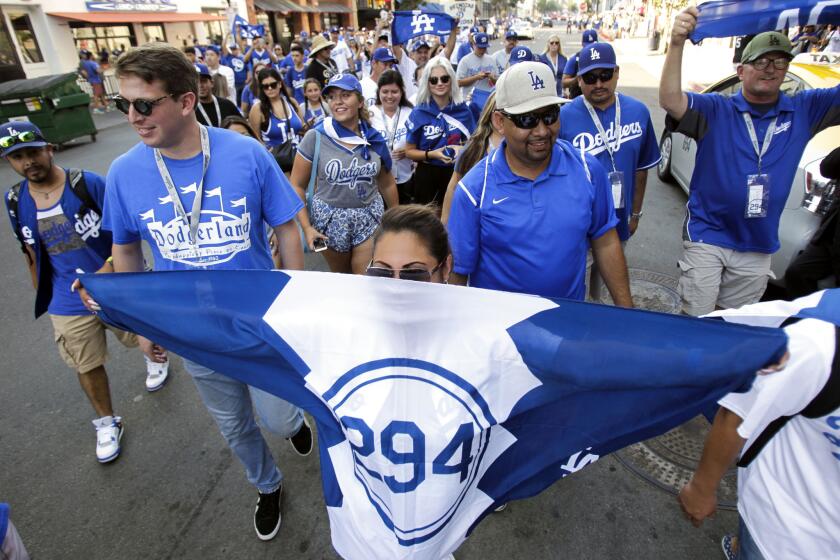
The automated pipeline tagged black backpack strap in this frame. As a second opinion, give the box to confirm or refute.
[737,326,840,467]
[7,182,32,262]
[67,168,100,217]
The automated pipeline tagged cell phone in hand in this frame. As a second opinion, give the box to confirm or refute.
[313,238,328,252]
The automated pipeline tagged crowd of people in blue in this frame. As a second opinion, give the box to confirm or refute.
[3,5,840,559]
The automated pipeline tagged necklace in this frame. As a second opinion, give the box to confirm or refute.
[29,182,63,200]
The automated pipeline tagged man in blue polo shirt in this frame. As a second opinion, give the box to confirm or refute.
[562,29,598,99]
[448,61,633,305]
[661,9,840,316]
[560,42,660,298]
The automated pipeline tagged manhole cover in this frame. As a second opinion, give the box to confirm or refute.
[593,268,682,314]
[593,269,737,508]
[614,417,738,510]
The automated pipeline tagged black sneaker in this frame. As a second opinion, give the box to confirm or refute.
[254,485,282,541]
[288,416,313,457]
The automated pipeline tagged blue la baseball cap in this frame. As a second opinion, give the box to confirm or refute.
[505,29,518,40]
[0,121,48,157]
[322,73,363,96]
[470,26,479,34]
[474,33,489,49]
[207,45,221,54]
[508,45,533,65]
[372,47,397,63]
[411,40,430,51]
[582,29,598,46]
[577,43,617,75]
[300,31,309,38]
[194,63,211,77]
[330,26,339,34]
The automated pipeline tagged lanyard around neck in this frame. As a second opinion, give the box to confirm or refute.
[197,96,221,127]
[386,107,401,151]
[583,94,621,172]
[153,125,211,245]
[741,113,777,174]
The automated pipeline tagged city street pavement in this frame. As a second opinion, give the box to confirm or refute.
[0,29,739,559]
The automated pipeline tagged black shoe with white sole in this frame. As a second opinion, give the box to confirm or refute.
[254,485,282,541]
[288,416,313,457]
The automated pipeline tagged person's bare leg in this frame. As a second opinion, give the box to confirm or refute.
[350,237,375,275]
[321,247,353,273]
[78,365,114,418]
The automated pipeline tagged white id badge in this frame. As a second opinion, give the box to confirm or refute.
[746,174,770,218]
[609,171,625,209]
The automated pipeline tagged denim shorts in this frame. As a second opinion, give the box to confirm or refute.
[310,194,384,253]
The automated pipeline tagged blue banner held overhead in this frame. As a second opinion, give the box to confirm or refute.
[392,10,456,46]
[83,269,789,560]
[691,0,840,42]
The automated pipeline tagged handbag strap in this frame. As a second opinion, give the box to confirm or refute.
[306,130,320,205]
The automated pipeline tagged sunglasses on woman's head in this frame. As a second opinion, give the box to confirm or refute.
[428,75,450,86]
[261,81,280,90]
[499,105,559,129]
[113,94,174,116]
[580,68,615,85]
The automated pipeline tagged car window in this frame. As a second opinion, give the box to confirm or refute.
[711,73,807,97]
[712,77,742,96]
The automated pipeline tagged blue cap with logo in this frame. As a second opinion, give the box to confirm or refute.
[505,29,518,40]
[470,26,479,34]
[330,26,339,34]
[322,73,363,96]
[207,45,221,54]
[508,45,533,65]
[582,29,598,45]
[577,43,617,75]
[372,47,397,63]
[411,40,430,52]
[474,33,489,48]
[0,121,48,157]
[300,31,309,38]
[194,63,211,77]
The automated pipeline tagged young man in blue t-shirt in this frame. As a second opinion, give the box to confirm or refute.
[283,44,307,104]
[559,43,661,299]
[661,10,840,316]
[447,62,633,306]
[3,122,169,464]
[102,43,308,541]
[221,35,249,106]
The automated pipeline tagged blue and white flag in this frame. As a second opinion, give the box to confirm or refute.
[233,14,265,39]
[691,0,840,42]
[83,270,788,560]
[392,10,455,46]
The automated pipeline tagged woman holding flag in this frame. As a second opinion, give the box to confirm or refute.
[405,56,476,207]
[289,74,399,274]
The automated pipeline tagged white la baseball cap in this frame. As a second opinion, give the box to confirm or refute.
[495,61,570,114]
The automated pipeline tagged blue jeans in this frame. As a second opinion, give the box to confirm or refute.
[183,358,304,494]
[737,514,765,560]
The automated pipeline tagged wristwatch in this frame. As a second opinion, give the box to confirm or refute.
[631,212,644,219]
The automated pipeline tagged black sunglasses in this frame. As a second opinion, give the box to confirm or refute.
[428,75,450,86]
[261,81,280,90]
[581,68,615,85]
[365,261,444,282]
[499,106,560,129]
[113,94,174,116]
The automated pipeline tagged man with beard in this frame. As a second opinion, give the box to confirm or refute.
[447,62,632,305]
[193,63,241,127]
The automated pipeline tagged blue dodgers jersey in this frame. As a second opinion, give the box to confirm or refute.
[223,54,248,84]
[103,127,303,271]
[685,87,840,253]
[405,102,476,167]
[285,66,307,104]
[559,93,661,240]
[448,140,618,300]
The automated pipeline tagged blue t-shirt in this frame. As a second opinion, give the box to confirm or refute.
[103,127,303,271]
[563,52,579,76]
[448,140,618,300]
[405,102,476,167]
[241,86,256,110]
[559,93,661,240]
[456,41,472,64]
[81,59,102,84]
[682,87,840,253]
[223,54,248,85]
[284,66,307,104]
[249,48,272,67]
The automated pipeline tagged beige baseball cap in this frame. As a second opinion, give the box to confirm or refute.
[495,61,570,114]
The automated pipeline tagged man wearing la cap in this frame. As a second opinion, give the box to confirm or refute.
[447,61,632,305]
[329,26,354,74]
[562,28,598,98]
[492,29,518,75]
[306,35,338,88]
[661,8,840,316]
[193,63,241,127]
[456,32,497,108]
[361,47,397,107]
[508,45,533,67]
[2,121,170,464]
[221,37,248,106]
[559,42,660,299]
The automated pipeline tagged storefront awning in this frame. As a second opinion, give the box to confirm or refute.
[255,0,316,13]
[47,12,226,23]
[316,2,353,13]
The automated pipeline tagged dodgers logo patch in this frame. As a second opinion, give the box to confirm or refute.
[411,13,435,34]
[528,70,545,91]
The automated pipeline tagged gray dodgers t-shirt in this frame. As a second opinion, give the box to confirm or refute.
[298,129,383,208]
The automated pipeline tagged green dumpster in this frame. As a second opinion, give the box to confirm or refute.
[0,73,96,146]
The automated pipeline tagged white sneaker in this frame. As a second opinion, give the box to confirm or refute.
[93,416,123,463]
[145,357,169,392]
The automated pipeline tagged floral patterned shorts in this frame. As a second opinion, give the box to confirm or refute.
[309,195,384,253]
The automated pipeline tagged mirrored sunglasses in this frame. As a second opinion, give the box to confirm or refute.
[499,106,559,129]
[113,94,174,116]
[0,130,40,149]
[365,261,444,282]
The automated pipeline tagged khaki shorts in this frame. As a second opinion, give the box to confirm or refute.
[51,314,138,374]
[677,241,774,316]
